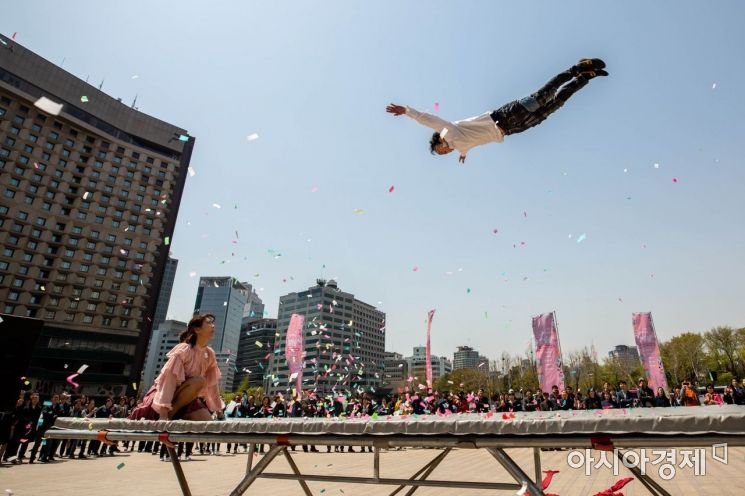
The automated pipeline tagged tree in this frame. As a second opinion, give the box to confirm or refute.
[705,326,742,377]
[660,333,706,385]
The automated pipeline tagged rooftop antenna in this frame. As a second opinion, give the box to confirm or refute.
[98,78,104,90]
[131,94,138,108]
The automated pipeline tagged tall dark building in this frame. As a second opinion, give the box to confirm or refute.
[152,256,177,329]
[235,318,277,390]
[0,35,194,398]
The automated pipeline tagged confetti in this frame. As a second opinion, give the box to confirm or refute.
[576,233,587,244]
[311,186,318,193]
[247,133,259,141]
[466,288,471,294]
[433,102,439,112]
[66,373,80,389]
[132,382,137,390]
[492,228,498,234]
[34,96,63,116]
[178,134,189,142]
[388,185,395,193]
[77,364,89,374]
[164,236,170,246]
[83,191,91,200]
[188,166,196,177]
[623,168,628,173]
[80,95,89,103]
[653,163,660,169]
[212,203,221,209]
[189,271,197,277]
[712,82,716,89]
[412,266,418,272]
[131,74,139,79]
[116,462,125,470]
[255,341,263,348]
[672,177,678,183]
[353,208,364,215]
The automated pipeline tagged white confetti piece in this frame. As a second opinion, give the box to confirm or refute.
[212,203,221,209]
[247,133,259,141]
[188,166,196,177]
[77,364,89,374]
[131,74,139,79]
[711,82,716,89]
[34,96,63,116]
[576,233,587,243]
[653,163,660,169]
[189,271,197,277]
[83,191,91,200]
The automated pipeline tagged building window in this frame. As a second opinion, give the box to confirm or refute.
[3,189,16,199]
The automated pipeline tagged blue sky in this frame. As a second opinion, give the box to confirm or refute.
[6,1,745,361]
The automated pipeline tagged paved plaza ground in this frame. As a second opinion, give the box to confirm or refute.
[2,446,743,495]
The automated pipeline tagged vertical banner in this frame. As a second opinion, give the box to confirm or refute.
[425,309,436,388]
[632,312,668,391]
[285,313,305,398]
[532,312,565,392]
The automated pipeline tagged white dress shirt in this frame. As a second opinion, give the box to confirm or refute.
[405,106,505,159]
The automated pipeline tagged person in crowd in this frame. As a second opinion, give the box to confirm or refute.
[573,391,586,410]
[240,394,257,418]
[13,392,42,464]
[556,390,573,410]
[522,390,539,412]
[584,389,601,409]
[654,387,671,407]
[539,392,555,411]
[730,378,745,405]
[128,314,224,422]
[600,391,618,409]
[637,378,655,407]
[615,381,633,408]
[681,381,700,406]
[723,386,735,404]
[703,384,724,405]
[29,393,60,463]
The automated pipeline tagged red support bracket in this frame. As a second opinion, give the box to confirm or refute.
[276,434,290,446]
[591,436,614,452]
[158,432,176,449]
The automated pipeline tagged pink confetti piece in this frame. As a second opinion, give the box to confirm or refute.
[492,228,498,234]
[412,266,418,272]
[433,102,439,112]
[388,185,395,193]
[66,373,80,389]
[672,177,678,183]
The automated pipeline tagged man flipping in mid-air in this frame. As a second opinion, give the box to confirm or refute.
[386,58,607,163]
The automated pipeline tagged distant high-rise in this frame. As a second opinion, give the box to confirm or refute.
[240,282,265,320]
[0,34,194,397]
[140,319,185,391]
[234,318,277,390]
[608,344,640,368]
[265,279,385,398]
[453,345,480,370]
[381,351,408,394]
[152,257,178,329]
[405,346,452,387]
[193,277,250,391]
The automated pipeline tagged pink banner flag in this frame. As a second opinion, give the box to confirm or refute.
[284,313,305,398]
[632,312,668,392]
[532,312,565,393]
[425,309,435,388]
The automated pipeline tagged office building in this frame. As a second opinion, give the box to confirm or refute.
[0,35,194,397]
[453,345,480,370]
[265,279,385,398]
[193,276,250,391]
[234,318,277,390]
[608,344,640,368]
[241,282,265,320]
[405,346,452,387]
[381,351,408,394]
[152,256,177,329]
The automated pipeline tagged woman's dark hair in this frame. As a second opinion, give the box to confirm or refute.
[429,132,441,154]
[180,313,215,346]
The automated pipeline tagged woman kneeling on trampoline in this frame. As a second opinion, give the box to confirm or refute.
[129,314,224,421]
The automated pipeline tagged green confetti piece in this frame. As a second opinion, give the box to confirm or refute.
[80,95,89,103]
[164,236,170,245]
[116,462,125,470]
[466,288,471,294]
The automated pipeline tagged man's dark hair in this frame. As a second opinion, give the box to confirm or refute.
[429,132,441,154]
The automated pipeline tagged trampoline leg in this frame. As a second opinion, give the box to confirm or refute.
[282,447,313,496]
[388,448,451,496]
[533,447,542,486]
[487,448,545,496]
[403,448,452,496]
[167,447,192,496]
[615,450,672,496]
[230,444,284,496]
[245,443,255,474]
[374,447,380,481]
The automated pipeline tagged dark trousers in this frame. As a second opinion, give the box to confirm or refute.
[491,70,588,135]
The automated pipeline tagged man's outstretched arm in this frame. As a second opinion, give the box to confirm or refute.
[386,103,451,132]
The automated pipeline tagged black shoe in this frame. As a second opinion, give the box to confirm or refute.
[579,69,609,79]
[571,58,605,76]
[78,454,88,459]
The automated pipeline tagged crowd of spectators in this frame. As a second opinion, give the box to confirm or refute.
[2,377,744,465]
